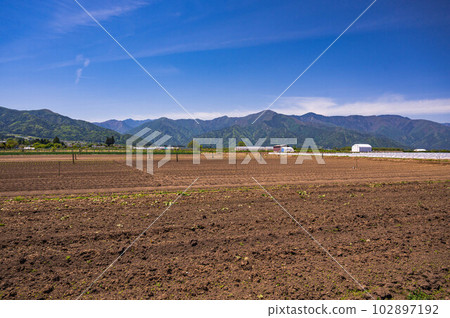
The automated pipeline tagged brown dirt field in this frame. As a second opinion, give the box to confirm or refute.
[0,154,448,195]
[0,155,448,300]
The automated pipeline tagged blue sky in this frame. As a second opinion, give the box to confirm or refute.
[0,0,449,122]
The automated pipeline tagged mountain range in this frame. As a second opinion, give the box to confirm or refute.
[93,118,152,134]
[0,106,122,143]
[1,105,449,149]
[100,110,450,149]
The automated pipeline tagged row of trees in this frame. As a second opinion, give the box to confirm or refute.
[0,137,65,149]
[0,135,120,150]
[32,137,66,149]
[3,137,261,150]
[187,140,251,148]
[0,139,19,149]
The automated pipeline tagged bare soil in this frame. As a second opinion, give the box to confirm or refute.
[0,155,448,299]
[0,154,447,195]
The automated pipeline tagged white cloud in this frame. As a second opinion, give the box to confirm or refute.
[75,55,90,84]
[75,68,83,84]
[51,0,150,33]
[273,95,450,116]
[127,95,450,121]
[87,95,450,122]
[131,109,257,121]
[0,55,31,64]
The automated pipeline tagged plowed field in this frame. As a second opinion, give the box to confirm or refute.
[0,155,448,299]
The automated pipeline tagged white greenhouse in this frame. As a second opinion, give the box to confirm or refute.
[351,144,372,152]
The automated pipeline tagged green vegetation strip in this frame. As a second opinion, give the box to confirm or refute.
[0,150,194,155]
[2,180,447,204]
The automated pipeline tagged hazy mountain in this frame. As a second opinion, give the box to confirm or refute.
[196,111,407,149]
[129,111,407,148]
[0,106,122,143]
[93,118,152,134]
[1,105,449,149]
[294,113,450,150]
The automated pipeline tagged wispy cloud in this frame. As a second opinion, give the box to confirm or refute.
[165,110,257,120]
[41,1,446,65]
[128,27,328,59]
[132,95,450,121]
[114,109,257,121]
[75,54,90,84]
[0,55,31,64]
[51,0,150,33]
[274,95,450,116]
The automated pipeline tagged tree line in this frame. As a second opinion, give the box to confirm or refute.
[0,135,117,149]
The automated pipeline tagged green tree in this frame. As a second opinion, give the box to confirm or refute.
[238,141,246,146]
[6,138,18,149]
[187,140,200,149]
[53,136,60,144]
[105,136,115,146]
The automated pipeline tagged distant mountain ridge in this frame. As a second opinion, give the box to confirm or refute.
[0,106,122,143]
[1,105,449,149]
[125,110,450,149]
[196,111,407,149]
[293,113,450,149]
[93,118,152,134]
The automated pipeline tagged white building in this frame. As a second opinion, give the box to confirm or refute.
[273,145,295,153]
[281,146,294,153]
[351,144,372,152]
